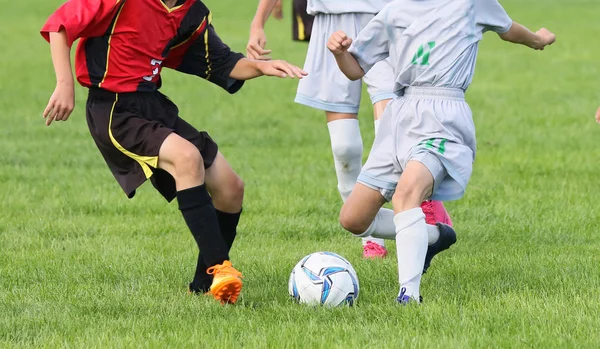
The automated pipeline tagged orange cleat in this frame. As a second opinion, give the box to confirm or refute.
[207,260,243,304]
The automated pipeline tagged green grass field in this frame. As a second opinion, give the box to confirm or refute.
[1,0,599,347]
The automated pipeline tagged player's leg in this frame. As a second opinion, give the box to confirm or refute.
[339,183,387,236]
[365,59,453,243]
[185,152,244,295]
[294,14,364,207]
[157,134,242,304]
[337,103,399,243]
[204,152,243,244]
[327,111,395,259]
[391,160,434,304]
[157,110,245,302]
[325,111,363,204]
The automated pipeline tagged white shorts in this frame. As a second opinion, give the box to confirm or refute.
[357,87,476,202]
[294,13,396,114]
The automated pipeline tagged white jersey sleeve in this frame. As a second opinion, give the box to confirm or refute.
[475,0,513,33]
[347,9,390,73]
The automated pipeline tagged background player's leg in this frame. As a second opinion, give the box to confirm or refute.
[326,112,389,257]
[391,161,435,304]
[326,112,362,204]
[326,112,387,257]
[373,99,390,134]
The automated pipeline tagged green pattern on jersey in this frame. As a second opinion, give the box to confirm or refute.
[418,138,448,154]
[412,42,436,66]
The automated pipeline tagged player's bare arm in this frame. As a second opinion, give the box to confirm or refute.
[229,58,307,80]
[327,31,365,81]
[43,29,75,127]
[595,107,600,123]
[247,0,281,60]
[499,22,556,50]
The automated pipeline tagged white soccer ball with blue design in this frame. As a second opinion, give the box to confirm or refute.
[288,251,359,306]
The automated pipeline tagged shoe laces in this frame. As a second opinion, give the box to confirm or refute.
[207,261,243,278]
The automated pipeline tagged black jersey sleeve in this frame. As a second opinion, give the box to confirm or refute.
[168,23,245,94]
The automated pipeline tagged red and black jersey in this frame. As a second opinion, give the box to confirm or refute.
[41,0,244,93]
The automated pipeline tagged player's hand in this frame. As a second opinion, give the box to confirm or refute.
[535,28,556,49]
[595,107,600,124]
[327,31,353,55]
[272,0,283,20]
[258,60,307,79]
[247,27,272,60]
[43,81,75,126]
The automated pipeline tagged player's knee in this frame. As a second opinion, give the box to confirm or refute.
[392,180,430,205]
[331,139,363,162]
[224,175,245,207]
[339,207,370,235]
[173,145,204,178]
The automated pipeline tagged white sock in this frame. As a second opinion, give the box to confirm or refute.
[394,208,428,301]
[427,224,440,245]
[365,209,438,246]
[374,119,381,136]
[364,208,395,241]
[327,119,363,202]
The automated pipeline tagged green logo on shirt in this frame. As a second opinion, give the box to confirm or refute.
[412,42,436,66]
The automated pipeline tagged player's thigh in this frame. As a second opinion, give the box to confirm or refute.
[171,117,219,170]
[392,160,435,213]
[204,152,244,213]
[157,133,204,179]
[339,183,387,234]
[372,99,391,120]
[154,116,217,193]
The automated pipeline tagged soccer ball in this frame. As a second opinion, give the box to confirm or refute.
[288,251,359,306]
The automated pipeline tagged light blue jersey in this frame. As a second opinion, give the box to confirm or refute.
[307,0,392,15]
[348,0,513,93]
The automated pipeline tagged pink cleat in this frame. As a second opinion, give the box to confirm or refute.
[421,200,453,226]
[363,241,388,259]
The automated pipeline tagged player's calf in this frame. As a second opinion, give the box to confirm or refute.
[189,154,246,296]
[205,153,245,213]
[339,183,387,235]
[391,161,435,304]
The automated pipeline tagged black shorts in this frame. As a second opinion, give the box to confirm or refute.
[86,88,218,201]
[292,0,314,42]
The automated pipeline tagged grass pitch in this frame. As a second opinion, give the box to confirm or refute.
[1,0,599,347]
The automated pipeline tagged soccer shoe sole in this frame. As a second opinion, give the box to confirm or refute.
[210,276,242,304]
[423,223,457,274]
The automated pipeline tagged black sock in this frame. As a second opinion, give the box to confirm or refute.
[177,184,229,272]
[189,209,242,293]
[216,208,242,249]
